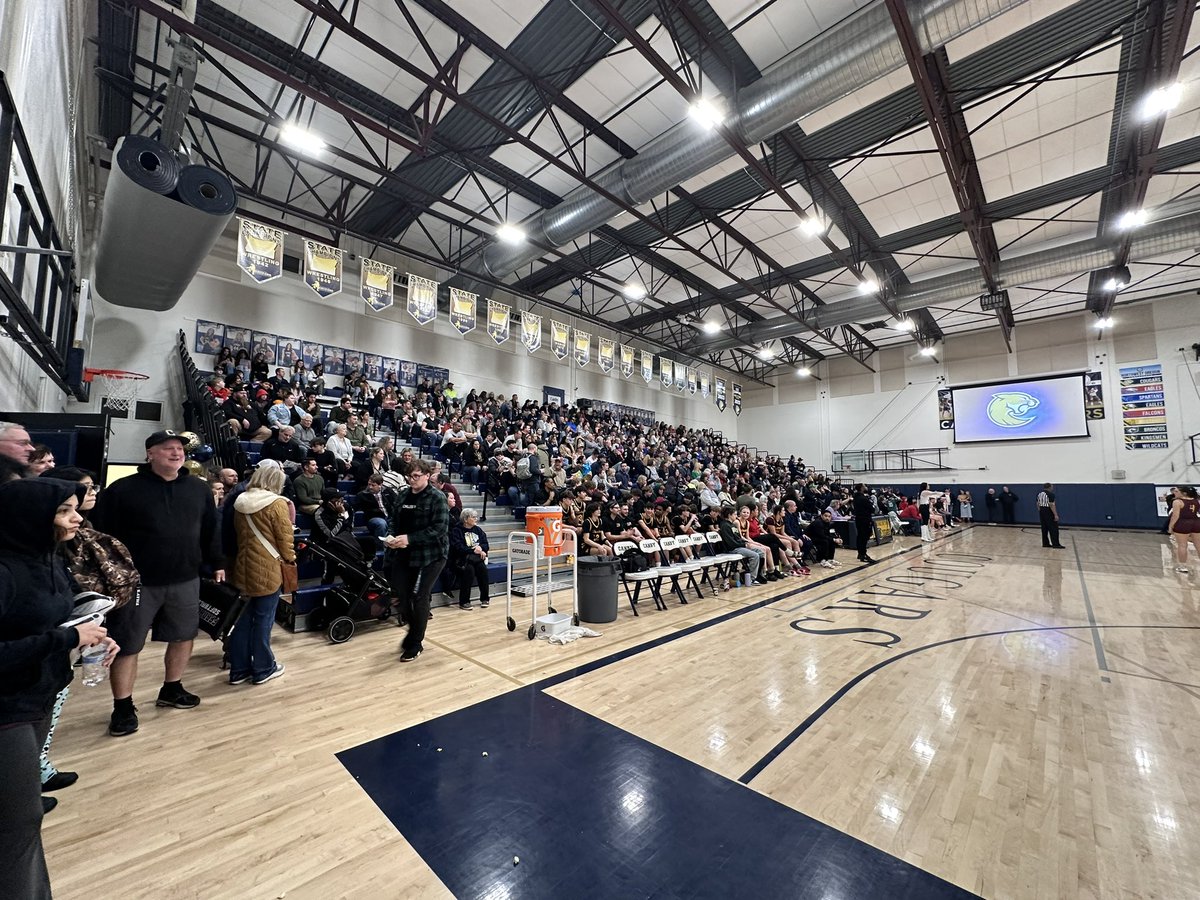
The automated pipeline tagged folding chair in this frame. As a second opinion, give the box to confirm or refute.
[641,538,686,605]
[686,533,721,596]
[613,540,665,614]
[661,535,704,601]
[706,531,744,586]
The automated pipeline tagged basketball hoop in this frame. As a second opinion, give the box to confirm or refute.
[84,368,149,412]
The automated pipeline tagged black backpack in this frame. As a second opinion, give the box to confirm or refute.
[619,546,649,574]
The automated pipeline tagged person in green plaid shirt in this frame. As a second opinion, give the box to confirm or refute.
[382,459,449,662]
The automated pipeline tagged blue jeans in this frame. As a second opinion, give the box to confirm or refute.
[367,516,388,538]
[227,590,281,681]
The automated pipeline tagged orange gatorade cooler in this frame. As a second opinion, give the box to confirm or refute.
[525,506,564,557]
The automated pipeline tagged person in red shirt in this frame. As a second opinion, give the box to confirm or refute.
[898,498,921,536]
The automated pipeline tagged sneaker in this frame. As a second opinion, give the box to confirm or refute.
[252,662,285,685]
[42,771,79,792]
[108,706,139,737]
[1176,566,1190,573]
[480,599,490,608]
[156,684,201,709]
[459,602,474,610]
[229,673,252,686]
[42,796,58,814]
[400,648,423,663]
[820,560,836,569]
[800,567,811,575]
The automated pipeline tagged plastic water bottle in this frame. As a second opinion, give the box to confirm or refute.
[81,644,108,687]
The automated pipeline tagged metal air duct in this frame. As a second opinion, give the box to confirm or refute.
[479,0,1029,280]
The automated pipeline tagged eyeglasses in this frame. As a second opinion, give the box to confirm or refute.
[406,473,428,481]
[83,484,100,493]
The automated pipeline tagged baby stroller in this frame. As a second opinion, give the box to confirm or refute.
[297,535,396,644]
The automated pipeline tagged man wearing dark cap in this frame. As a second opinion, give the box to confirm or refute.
[93,430,224,737]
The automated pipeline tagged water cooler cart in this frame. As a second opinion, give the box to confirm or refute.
[505,528,579,640]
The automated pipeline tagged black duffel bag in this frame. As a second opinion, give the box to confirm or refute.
[198,578,246,641]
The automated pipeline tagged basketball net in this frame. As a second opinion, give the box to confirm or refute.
[85,370,148,412]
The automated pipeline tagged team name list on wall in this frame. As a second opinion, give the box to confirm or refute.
[1119,364,1169,450]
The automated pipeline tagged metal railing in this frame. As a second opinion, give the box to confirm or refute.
[832,448,952,473]
[0,71,78,394]
[176,331,240,470]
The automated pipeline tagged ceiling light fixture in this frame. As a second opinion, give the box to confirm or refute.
[622,283,647,301]
[757,345,776,360]
[701,320,722,335]
[1141,82,1183,119]
[689,97,724,130]
[893,316,915,332]
[278,121,325,155]
[799,215,826,237]
[919,344,938,357]
[795,365,811,377]
[1095,316,1114,329]
[495,222,526,244]
[1102,264,1131,292]
[1117,209,1147,231]
[858,277,880,295]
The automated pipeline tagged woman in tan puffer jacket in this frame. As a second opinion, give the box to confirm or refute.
[229,465,295,685]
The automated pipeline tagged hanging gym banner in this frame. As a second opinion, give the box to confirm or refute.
[449,288,477,335]
[302,240,342,298]
[521,311,542,353]
[715,377,727,411]
[550,321,569,360]
[237,218,284,283]
[937,388,954,431]
[361,259,394,312]
[675,364,686,391]
[407,274,438,325]
[574,330,591,367]
[620,345,634,379]
[641,350,653,383]
[1085,370,1105,420]
[598,338,615,373]
[487,301,511,345]
[732,383,743,416]
[687,367,696,395]
[700,372,711,399]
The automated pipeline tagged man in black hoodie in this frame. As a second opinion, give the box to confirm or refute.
[93,431,224,737]
[0,478,111,899]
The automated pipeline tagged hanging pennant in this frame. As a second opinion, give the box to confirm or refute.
[700,371,711,399]
[675,364,687,391]
[237,218,284,283]
[687,367,697,395]
[574,330,591,367]
[641,350,653,383]
[361,258,394,312]
[407,274,438,325]
[715,377,727,411]
[620,345,634,379]
[733,383,743,416]
[598,338,615,373]
[550,321,569,360]
[302,240,342,297]
[521,311,542,352]
[449,288,477,335]
[660,358,673,388]
[487,300,511,344]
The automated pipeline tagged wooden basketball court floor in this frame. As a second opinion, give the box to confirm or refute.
[42,525,1200,899]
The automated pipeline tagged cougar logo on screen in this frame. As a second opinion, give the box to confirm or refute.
[986,391,1040,428]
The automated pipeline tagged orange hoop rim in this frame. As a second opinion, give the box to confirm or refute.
[83,368,150,382]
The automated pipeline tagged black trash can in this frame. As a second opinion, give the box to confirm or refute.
[576,555,621,624]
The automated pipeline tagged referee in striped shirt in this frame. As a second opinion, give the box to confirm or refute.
[1037,483,1065,549]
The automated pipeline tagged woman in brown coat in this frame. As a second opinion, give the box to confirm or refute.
[229,465,295,685]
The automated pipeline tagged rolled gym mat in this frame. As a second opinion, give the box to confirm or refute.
[94,136,238,312]
[173,164,238,216]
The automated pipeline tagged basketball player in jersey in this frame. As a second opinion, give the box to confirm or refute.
[1167,486,1200,573]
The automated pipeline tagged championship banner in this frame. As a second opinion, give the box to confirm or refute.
[641,350,653,383]
[675,364,686,391]
[715,377,727,411]
[550,321,569,360]
[406,274,438,325]
[660,359,673,388]
[732,382,743,416]
[521,311,542,353]
[449,288,477,335]
[620,345,634,379]
[574,330,591,367]
[687,367,697,395]
[302,240,342,297]
[1085,370,1105,420]
[237,218,284,283]
[700,372,711,399]
[361,258,394,312]
[598,338,615,373]
[487,300,511,345]
[937,388,954,431]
